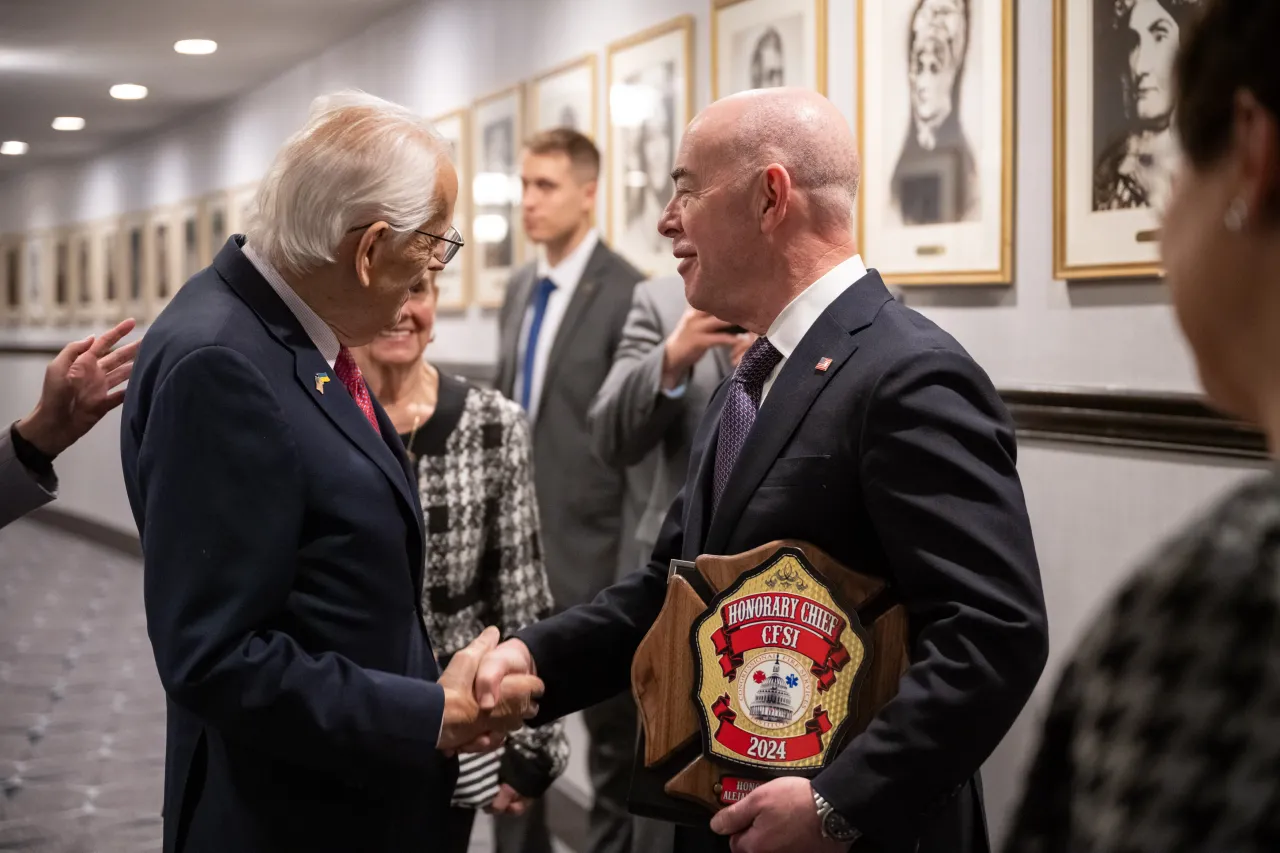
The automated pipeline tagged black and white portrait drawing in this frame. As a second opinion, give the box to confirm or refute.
[620,61,677,262]
[891,0,979,226]
[128,226,143,302]
[715,0,819,99]
[183,211,200,280]
[608,16,692,274]
[481,115,515,271]
[860,0,1012,283]
[78,236,91,308]
[533,57,595,139]
[431,110,470,311]
[1092,0,1201,212]
[5,245,19,311]
[54,239,68,309]
[155,221,170,301]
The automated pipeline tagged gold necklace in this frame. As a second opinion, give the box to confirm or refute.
[403,363,434,465]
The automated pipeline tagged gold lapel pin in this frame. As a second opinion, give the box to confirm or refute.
[315,373,331,394]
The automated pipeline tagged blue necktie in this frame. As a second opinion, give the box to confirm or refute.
[520,276,558,411]
[712,337,783,512]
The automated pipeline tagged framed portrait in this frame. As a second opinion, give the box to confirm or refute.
[68,228,94,325]
[432,108,473,312]
[607,15,695,277]
[228,183,259,238]
[20,233,49,326]
[858,0,1015,286]
[96,221,123,322]
[49,230,73,326]
[120,213,149,321]
[470,86,523,309]
[530,54,599,138]
[204,190,231,264]
[712,0,826,98]
[148,207,182,320]
[175,200,204,284]
[1054,0,1200,279]
[0,235,21,326]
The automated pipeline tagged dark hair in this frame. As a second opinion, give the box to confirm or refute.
[1111,0,1200,31]
[1174,0,1280,168]
[524,127,600,181]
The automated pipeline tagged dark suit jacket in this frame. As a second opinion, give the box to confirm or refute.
[495,240,644,609]
[518,270,1048,853]
[120,238,456,853]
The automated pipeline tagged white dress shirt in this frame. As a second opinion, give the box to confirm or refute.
[515,228,600,422]
[244,242,341,369]
[761,254,869,403]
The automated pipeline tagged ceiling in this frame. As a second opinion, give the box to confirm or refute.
[0,0,421,176]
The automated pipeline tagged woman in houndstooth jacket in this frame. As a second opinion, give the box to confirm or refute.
[354,269,568,853]
[1005,1,1280,850]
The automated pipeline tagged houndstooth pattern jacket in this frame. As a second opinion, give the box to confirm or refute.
[1004,470,1280,853]
[405,373,568,797]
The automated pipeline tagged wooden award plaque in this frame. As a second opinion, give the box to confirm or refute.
[628,541,909,823]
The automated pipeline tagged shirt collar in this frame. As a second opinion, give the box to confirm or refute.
[766,254,868,360]
[536,228,599,294]
[243,242,342,369]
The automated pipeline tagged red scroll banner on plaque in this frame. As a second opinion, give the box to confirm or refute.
[711,696,833,762]
[709,592,851,691]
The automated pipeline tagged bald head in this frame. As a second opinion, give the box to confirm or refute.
[686,88,860,228]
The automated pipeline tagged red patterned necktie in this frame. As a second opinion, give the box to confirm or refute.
[334,346,379,433]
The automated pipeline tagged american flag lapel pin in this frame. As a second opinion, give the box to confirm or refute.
[315,373,331,394]
[815,357,833,373]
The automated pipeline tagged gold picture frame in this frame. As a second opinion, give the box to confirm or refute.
[711,0,827,99]
[1052,0,1178,280]
[529,53,599,139]
[470,84,525,310]
[856,0,1015,286]
[432,107,474,313]
[606,15,695,278]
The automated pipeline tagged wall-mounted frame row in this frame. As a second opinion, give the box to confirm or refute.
[0,0,1186,331]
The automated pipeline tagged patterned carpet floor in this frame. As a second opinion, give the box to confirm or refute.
[0,517,536,853]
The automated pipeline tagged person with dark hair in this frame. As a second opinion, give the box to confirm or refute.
[1094,0,1202,211]
[1005,1,1280,850]
[891,0,978,225]
[750,26,785,89]
[496,127,645,853]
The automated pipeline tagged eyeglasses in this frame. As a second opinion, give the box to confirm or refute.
[347,222,465,265]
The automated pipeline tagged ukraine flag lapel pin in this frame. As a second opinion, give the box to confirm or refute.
[315,373,331,394]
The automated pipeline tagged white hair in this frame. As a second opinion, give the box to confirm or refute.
[247,90,449,275]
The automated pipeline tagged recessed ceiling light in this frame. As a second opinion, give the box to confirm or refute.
[110,83,148,100]
[52,116,85,131]
[1,141,29,156]
[174,39,217,55]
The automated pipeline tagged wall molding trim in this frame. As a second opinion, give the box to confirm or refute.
[1000,385,1269,461]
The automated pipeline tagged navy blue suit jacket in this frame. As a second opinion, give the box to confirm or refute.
[518,270,1048,853]
[121,239,455,853]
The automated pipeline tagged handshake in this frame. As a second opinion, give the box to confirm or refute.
[437,626,543,754]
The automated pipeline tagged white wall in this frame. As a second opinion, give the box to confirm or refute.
[0,0,1263,845]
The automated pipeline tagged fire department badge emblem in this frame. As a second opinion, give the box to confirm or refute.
[627,540,910,821]
[691,548,867,773]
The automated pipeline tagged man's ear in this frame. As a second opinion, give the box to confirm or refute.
[354,222,391,288]
[759,164,791,234]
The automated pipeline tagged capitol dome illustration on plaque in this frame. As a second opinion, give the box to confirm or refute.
[740,653,811,729]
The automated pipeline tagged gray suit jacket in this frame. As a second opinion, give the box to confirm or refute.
[587,275,732,573]
[0,427,56,530]
[495,241,644,610]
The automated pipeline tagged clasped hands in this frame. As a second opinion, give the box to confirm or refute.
[437,626,542,755]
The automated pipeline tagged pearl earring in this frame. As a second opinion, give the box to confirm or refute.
[1224,197,1249,233]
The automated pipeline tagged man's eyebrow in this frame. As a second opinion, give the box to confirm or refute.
[670,167,693,184]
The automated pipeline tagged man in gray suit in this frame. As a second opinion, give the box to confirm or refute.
[494,128,644,853]
[2,318,139,531]
[590,276,749,572]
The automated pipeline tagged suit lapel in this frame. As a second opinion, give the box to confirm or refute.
[497,266,537,398]
[536,245,612,427]
[214,239,425,573]
[703,313,859,555]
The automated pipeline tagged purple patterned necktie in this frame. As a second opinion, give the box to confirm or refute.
[712,336,783,513]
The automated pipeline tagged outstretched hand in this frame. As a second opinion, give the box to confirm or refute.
[709,777,847,853]
[17,318,141,457]
[438,627,543,754]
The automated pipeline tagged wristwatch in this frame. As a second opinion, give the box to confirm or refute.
[812,787,862,843]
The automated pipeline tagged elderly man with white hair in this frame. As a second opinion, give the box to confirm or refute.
[120,91,543,853]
